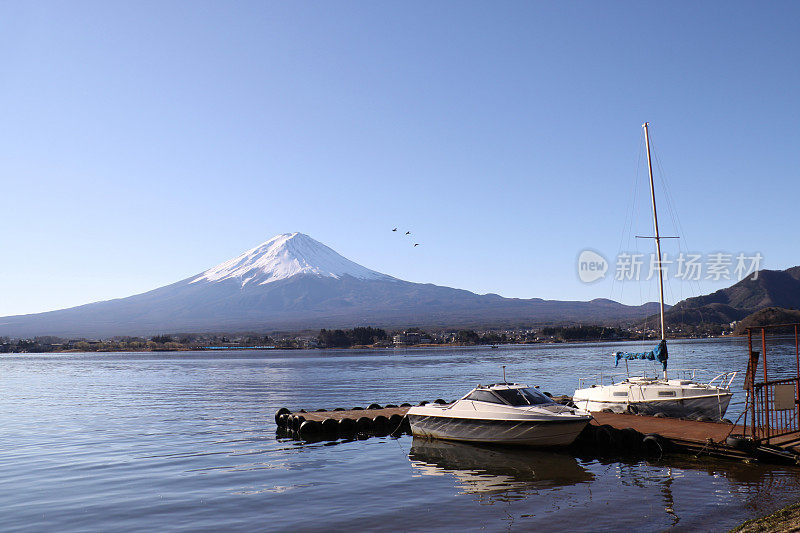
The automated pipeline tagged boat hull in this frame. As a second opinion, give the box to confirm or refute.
[408,414,590,447]
[574,392,732,420]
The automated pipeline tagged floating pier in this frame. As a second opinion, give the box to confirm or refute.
[275,324,800,465]
[275,399,799,464]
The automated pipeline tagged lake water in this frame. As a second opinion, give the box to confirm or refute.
[3,337,800,532]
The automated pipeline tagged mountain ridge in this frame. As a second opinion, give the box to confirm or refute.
[657,265,800,327]
[0,233,664,338]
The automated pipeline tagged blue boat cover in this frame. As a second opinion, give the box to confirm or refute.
[614,340,668,371]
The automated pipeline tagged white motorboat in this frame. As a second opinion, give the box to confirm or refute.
[573,123,736,421]
[407,383,592,447]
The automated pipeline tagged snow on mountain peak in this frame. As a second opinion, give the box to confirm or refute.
[191,233,393,286]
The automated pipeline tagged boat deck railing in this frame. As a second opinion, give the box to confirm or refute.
[578,369,737,390]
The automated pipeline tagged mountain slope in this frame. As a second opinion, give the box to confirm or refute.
[659,266,800,326]
[0,233,664,338]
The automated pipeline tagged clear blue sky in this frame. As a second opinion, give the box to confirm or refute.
[2,2,798,316]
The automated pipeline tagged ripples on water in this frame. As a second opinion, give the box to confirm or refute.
[2,338,800,532]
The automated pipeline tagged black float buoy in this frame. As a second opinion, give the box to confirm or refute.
[298,420,321,439]
[338,417,356,435]
[278,413,290,427]
[368,403,382,410]
[400,403,412,407]
[594,424,619,451]
[418,401,429,406]
[388,414,404,436]
[433,399,447,405]
[373,415,389,435]
[385,404,398,409]
[334,407,346,411]
[356,416,372,433]
[321,418,338,437]
[275,407,291,425]
[352,406,364,411]
[619,428,642,453]
[292,415,306,432]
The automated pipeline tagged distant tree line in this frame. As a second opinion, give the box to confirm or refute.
[317,327,387,348]
[539,325,633,341]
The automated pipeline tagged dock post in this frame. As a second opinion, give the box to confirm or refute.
[796,325,799,429]
[762,328,769,442]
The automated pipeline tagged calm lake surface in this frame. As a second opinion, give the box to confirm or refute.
[3,337,800,532]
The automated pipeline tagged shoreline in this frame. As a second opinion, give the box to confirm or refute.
[1,335,742,355]
[730,501,800,532]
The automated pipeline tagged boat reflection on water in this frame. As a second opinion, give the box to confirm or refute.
[408,437,593,496]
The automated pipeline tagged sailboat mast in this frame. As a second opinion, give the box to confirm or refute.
[642,122,666,343]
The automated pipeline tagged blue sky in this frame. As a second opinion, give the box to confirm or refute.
[2,2,798,316]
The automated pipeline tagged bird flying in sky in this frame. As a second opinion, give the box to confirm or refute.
[405,231,411,235]
[392,228,397,232]
[414,243,419,247]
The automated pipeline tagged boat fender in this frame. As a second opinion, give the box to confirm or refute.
[338,417,356,435]
[356,416,373,433]
[320,418,339,436]
[298,420,321,439]
[368,403,382,410]
[275,407,291,424]
[434,399,447,404]
[642,434,666,458]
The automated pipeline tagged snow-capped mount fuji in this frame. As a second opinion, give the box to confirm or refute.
[0,233,663,337]
[192,233,394,287]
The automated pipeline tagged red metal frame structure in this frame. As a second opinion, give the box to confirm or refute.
[745,324,800,443]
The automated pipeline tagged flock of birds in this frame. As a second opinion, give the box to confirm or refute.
[392,228,419,247]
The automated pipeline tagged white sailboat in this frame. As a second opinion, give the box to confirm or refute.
[572,123,736,421]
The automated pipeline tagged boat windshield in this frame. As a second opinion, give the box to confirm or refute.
[494,387,554,406]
